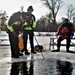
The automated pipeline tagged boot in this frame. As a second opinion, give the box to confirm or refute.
[19,52,23,56]
[11,53,19,58]
[31,51,36,54]
[66,49,70,52]
[25,49,30,55]
[66,49,75,53]
[25,52,30,55]
[31,49,36,54]
[56,49,60,52]
[11,50,20,58]
[67,50,75,53]
[11,55,19,58]
[66,47,70,52]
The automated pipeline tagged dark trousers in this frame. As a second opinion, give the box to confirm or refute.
[8,31,19,57]
[23,30,34,52]
[57,37,71,51]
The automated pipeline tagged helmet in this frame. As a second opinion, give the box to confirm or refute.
[27,6,34,11]
[63,18,69,22]
[64,18,68,21]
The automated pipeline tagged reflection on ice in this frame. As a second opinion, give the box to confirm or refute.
[10,61,34,75]
[56,60,73,75]
[0,31,75,75]
[0,54,75,75]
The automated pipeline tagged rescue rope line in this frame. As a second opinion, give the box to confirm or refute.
[34,35,45,59]
[0,40,4,43]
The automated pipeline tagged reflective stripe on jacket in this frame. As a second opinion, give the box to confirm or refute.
[7,21,21,32]
[23,21,36,30]
[7,25,14,32]
[11,21,21,26]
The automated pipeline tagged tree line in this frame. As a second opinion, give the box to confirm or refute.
[0,0,75,32]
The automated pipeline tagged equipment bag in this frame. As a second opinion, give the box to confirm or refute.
[18,34,24,51]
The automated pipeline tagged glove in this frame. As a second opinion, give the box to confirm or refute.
[70,35,73,39]
[55,34,59,37]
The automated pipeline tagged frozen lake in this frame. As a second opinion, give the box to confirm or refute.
[0,31,75,75]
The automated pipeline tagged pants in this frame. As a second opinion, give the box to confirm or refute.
[8,31,19,57]
[23,30,34,52]
[57,37,71,51]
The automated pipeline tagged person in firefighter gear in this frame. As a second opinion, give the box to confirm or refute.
[22,6,37,55]
[52,18,74,52]
[7,12,24,58]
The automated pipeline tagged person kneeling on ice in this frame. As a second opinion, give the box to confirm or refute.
[52,18,74,52]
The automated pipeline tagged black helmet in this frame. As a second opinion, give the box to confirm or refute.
[63,18,69,22]
[64,18,68,21]
[27,6,34,11]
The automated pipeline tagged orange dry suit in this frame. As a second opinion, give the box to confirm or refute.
[57,22,74,39]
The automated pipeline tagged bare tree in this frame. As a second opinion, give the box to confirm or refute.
[41,0,64,24]
[0,10,8,31]
[20,6,24,12]
[66,4,75,21]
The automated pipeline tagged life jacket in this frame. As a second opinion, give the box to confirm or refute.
[60,27,70,39]
[23,13,36,30]
[26,15,33,26]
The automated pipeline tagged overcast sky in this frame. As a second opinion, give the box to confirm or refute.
[0,0,75,22]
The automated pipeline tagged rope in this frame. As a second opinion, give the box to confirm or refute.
[0,40,4,43]
[34,35,45,59]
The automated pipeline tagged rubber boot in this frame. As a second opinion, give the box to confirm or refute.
[25,49,30,55]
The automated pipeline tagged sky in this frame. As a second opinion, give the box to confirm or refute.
[0,0,75,22]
